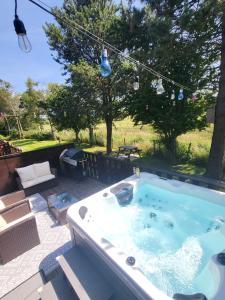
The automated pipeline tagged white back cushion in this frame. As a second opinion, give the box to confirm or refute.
[33,161,51,177]
[16,165,36,183]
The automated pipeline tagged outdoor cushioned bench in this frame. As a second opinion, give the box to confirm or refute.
[16,161,57,196]
[0,200,40,264]
[0,190,27,213]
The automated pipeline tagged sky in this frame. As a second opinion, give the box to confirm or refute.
[0,0,142,93]
[1,0,65,92]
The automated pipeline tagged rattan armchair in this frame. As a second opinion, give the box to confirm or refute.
[0,200,40,264]
[0,190,27,213]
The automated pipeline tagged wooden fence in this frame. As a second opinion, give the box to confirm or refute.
[83,152,133,184]
[1,144,225,196]
[82,152,225,191]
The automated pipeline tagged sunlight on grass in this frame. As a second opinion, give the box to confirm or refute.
[11,139,67,152]
[8,118,214,176]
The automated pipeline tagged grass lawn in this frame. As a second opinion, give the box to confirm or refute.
[8,118,214,176]
[11,139,68,152]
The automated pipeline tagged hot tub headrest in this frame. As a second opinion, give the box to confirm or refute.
[110,183,133,206]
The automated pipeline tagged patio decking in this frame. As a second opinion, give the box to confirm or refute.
[0,176,106,298]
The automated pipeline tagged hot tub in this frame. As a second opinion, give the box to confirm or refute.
[67,172,225,300]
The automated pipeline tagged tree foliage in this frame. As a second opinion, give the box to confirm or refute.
[44,0,132,153]
[20,78,44,129]
[120,0,219,157]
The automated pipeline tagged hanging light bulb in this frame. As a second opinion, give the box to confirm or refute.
[171,90,175,100]
[133,76,140,91]
[14,15,32,53]
[192,93,197,101]
[100,48,112,77]
[151,79,158,89]
[178,89,184,100]
[156,78,165,95]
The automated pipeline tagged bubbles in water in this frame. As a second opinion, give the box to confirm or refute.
[144,237,203,296]
[215,216,224,223]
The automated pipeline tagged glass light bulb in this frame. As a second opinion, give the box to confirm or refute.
[178,89,184,100]
[151,79,158,89]
[192,93,197,101]
[14,15,32,53]
[100,49,112,77]
[156,79,165,95]
[171,90,175,100]
[18,34,32,53]
[133,76,139,90]
[133,82,139,91]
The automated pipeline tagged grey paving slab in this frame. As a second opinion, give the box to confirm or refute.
[0,177,106,298]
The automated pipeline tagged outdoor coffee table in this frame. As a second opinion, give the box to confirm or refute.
[47,192,79,225]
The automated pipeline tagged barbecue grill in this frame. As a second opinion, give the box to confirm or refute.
[60,148,87,180]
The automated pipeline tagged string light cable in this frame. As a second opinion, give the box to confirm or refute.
[27,0,192,92]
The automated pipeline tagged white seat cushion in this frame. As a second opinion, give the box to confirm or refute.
[16,165,36,183]
[0,200,5,210]
[33,161,51,177]
[21,174,55,189]
[0,215,7,228]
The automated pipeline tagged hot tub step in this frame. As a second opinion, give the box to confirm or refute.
[40,271,78,300]
[57,246,114,300]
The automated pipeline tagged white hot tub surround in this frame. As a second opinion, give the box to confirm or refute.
[67,172,225,300]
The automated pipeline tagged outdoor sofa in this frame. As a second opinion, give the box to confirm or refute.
[0,199,40,264]
[0,190,27,213]
[16,161,57,196]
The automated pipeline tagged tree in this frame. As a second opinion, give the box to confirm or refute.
[20,78,44,130]
[0,80,12,134]
[0,80,24,138]
[0,80,11,114]
[121,1,218,159]
[69,61,101,145]
[44,0,130,153]
[46,84,87,141]
[206,1,225,179]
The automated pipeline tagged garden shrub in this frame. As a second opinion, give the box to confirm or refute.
[9,129,20,139]
[25,131,54,140]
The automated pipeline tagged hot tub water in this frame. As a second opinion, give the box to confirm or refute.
[86,181,225,298]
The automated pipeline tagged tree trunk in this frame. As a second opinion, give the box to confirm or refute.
[4,116,11,135]
[105,116,112,154]
[102,82,113,154]
[75,129,80,142]
[206,12,225,179]
[49,119,56,140]
[88,126,94,146]
[163,135,177,162]
[18,117,24,138]
[15,116,22,139]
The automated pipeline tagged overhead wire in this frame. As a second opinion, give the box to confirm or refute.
[28,0,192,91]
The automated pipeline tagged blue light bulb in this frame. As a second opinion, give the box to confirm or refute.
[178,89,184,100]
[100,49,112,77]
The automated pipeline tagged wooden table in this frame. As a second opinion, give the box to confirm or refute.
[47,192,79,225]
[117,145,142,159]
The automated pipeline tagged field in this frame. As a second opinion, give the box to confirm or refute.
[10,118,213,176]
[11,139,68,152]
